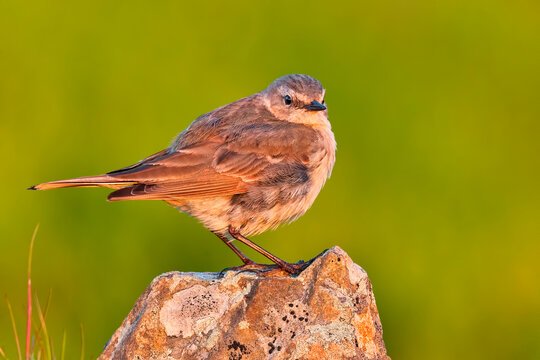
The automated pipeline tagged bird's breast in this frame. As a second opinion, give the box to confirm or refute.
[304,125,336,203]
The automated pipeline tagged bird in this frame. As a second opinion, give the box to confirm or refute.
[29,74,336,274]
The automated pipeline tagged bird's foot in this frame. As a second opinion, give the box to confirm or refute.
[279,260,309,275]
[219,260,310,277]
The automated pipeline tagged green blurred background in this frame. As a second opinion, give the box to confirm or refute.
[1,0,539,358]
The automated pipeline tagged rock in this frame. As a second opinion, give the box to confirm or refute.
[100,246,390,360]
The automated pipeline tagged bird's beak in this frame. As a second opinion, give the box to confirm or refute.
[304,100,327,111]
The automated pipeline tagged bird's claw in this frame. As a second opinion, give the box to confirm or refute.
[219,260,310,278]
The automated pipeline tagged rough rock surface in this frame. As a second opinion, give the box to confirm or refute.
[100,246,389,360]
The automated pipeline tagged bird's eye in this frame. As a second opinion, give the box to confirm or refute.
[284,95,292,105]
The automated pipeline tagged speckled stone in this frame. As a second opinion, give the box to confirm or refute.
[99,247,390,360]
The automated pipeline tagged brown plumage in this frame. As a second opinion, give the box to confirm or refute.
[30,74,336,274]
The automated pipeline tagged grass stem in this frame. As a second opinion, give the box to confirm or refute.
[5,295,22,360]
[26,224,39,360]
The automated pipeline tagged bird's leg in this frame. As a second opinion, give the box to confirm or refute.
[228,226,307,275]
[214,232,279,276]
[213,232,255,265]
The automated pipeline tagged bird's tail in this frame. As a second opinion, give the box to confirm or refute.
[28,175,135,191]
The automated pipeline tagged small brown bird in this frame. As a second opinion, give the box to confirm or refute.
[30,74,336,274]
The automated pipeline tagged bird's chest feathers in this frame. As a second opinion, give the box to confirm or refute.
[308,126,336,189]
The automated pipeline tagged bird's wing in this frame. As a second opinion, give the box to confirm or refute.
[107,122,320,202]
[107,139,247,201]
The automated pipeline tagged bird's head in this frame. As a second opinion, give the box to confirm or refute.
[263,74,328,126]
